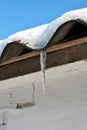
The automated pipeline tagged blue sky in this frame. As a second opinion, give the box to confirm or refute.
[0,0,87,39]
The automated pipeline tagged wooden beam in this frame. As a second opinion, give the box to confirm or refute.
[0,36,87,81]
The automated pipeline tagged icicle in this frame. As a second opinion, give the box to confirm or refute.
[40,50,46,95]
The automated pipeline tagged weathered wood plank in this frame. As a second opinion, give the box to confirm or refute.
[0,36,87,81]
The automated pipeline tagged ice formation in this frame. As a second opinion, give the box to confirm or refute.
[40,50,46,94]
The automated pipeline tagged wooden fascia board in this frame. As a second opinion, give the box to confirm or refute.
[0,36,87,80]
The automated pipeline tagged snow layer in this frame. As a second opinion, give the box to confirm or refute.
[0,24,48,57]
[0,40,3,44]
[8,24,48,49]
[0,39,8,56]
[41,8,87,47]
[0,8,87,56]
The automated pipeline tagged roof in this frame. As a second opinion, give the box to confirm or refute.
[0,8,87,62]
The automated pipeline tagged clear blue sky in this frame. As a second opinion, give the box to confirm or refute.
[0,0,87,39]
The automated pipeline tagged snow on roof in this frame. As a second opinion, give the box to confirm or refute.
[8,24,48,49]
[0,39,9,56]
[0,40,3,44]
[0,8,87,56]
[0,24,48,56]
[41,8,87,46]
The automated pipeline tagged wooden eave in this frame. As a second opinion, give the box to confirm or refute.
[0,36,87,81]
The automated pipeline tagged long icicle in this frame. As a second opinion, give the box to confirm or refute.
[40,50,46,95]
